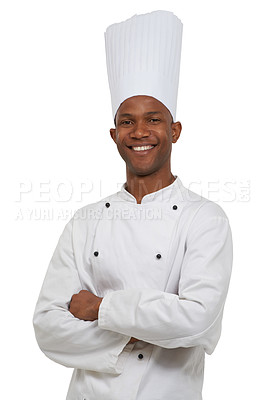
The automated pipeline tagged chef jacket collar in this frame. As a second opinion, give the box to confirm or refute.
[118,175,186,204]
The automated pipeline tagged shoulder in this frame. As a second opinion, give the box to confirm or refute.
[177,184,229,220]
[176,185,231,242]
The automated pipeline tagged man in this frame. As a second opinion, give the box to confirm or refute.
[33,10,233,400]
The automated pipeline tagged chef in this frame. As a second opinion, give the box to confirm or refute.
[33,10,233,400]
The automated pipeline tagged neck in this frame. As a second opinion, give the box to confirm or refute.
[125,170,176,204]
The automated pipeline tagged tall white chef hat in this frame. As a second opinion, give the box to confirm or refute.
[104,10,183,121]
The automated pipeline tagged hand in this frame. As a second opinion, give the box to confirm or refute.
[69,290,103,321]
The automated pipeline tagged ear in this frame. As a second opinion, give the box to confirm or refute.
[110,128,117,144]
[171,121,182,143]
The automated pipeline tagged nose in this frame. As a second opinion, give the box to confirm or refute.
[130,121,150,139]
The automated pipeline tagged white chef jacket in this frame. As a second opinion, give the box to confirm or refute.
[33,176,233,400]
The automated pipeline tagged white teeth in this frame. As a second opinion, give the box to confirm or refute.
[132,145,154,152]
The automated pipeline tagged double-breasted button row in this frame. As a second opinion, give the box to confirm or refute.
[94,251,162,259]
[105,202,178,210]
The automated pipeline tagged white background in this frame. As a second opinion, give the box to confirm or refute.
[1,0,265,398]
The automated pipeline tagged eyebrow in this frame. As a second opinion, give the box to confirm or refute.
[145,111,163,116]
[118,111,163,118]
[118,113,133,118]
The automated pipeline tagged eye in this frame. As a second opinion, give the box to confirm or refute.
[120,120,133,125]
[149,118,161,123]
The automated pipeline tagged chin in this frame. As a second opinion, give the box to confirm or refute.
[129,165,157,177]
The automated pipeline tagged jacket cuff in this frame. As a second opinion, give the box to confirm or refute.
[98,292,113,330]
[98,293,133,374]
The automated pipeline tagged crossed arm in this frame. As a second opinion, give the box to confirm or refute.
[34,204,232,372]
[69,290,139,344]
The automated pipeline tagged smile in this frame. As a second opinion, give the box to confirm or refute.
[130,145,155,152]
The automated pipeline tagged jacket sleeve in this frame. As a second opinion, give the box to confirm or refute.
[33,217,131,374]
[98,202,233,354]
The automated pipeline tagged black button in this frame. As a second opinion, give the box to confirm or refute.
[138,353,144,359]
[105,202,110,208]
[172,205,178,210]
[94,251,99,257]
[156,253,161,259]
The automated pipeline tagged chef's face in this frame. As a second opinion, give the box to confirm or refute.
[110,95,182,177]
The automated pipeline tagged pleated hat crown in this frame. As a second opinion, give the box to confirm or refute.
[104,10,183,120]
